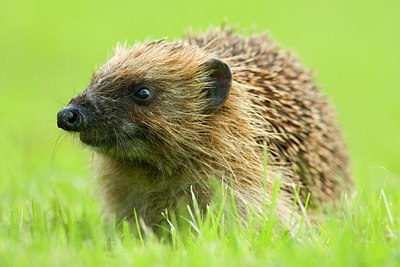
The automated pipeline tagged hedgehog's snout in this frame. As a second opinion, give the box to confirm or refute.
[57,105,86,132]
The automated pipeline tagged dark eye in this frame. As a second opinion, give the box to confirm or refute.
[133,86,152,104]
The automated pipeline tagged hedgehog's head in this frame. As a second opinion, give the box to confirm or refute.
[57,41,232,165]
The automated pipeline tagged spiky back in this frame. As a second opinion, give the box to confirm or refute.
[187,28,352,206]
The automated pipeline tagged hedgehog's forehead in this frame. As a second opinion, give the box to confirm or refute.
[93,43,210,86]
[115,42,206,68]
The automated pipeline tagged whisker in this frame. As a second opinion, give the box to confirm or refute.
[50,132,70,169]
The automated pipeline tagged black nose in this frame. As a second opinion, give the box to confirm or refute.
[57,105,85,131]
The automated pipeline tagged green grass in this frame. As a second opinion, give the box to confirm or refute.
[0,181,399,266]
[1,0,399,266]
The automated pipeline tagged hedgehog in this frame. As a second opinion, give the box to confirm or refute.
[57,27,352,231]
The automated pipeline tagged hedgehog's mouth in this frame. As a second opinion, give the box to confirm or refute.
[79,129,147,149]
[79,132,119,147]
[79,129,157,162]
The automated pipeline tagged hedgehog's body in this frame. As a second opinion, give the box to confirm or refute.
[57,28,352,231]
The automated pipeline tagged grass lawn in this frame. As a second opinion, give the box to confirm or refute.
[1,0,399,266]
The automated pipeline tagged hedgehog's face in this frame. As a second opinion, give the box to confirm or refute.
[57,43,232,162]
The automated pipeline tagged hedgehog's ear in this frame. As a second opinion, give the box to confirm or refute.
[202,59,232,113]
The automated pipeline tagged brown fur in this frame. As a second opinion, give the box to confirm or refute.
[62,27,352,231]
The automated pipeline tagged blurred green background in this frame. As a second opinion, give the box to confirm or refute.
[0,0,399,208]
